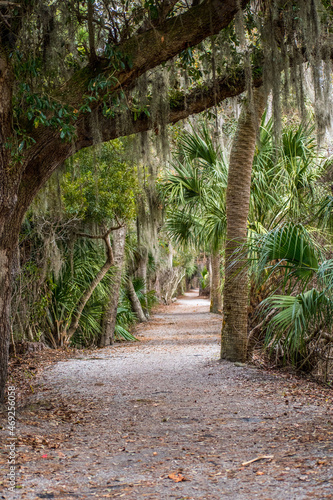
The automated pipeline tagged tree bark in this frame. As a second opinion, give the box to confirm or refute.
[87,0,96,63]
[100,225,127,347]
[136,247,148,317]
[127,279,147,323]
[220,87,267,362]
[0,242,12,405]
[0,49,17,404]
[210,251,222,314]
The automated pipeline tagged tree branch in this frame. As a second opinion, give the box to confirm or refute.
[14,68,261,232]
[75,222,124,240]
[49,0,250,110]
[248,307,276,340]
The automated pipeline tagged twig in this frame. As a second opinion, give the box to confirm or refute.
[10,325,16,358]
[248,309,276,340]
[242,455,274,466]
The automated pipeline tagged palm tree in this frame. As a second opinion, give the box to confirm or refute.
[222,104,328,362]
[221,87,267,362]
[161,125,228,313]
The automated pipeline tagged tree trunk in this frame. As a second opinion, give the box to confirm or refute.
[127,279,147,323]
[168,242,173,268]
[210,251,222,314]
[220,87,267,362]
[100,226,127,347]
[0,50,18,404]
[0,242,13,405]
[0,219,24,404]
[63,233,115,344]
[136,247,148,317]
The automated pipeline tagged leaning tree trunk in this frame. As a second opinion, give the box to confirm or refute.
[136,246,148,316]
[127,279,147,323]
[100,226,127,347]
[210,251,222,314]
[221,87,267,362]
[62,231,115,345]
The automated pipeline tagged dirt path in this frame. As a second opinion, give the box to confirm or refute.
[2,291,333,499]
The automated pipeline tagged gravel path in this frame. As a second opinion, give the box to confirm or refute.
[2,290,333,499]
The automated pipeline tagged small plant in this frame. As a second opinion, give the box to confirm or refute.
[199,266,209,290]
[132,277,159,313]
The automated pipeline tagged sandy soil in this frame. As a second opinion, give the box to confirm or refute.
[1,290,333,499]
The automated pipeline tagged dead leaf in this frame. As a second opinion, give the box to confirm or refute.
[168,472,187,482]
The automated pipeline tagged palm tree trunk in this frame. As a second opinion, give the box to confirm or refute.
[210,251,222,314]
[100,226,127,346]
[221,87,267,362]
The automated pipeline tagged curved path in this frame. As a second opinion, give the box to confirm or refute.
[5,291,333,499]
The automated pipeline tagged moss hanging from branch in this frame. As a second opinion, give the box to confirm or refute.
[254,0,333,144]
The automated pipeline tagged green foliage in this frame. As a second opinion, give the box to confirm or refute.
[114,304,138,341]
[242,119,333,373]
[46,239,115,347]
[14,137,143,347]
[263,289,332,363]
[114,285,141,342]
[250,223,320,287]
[160,124,228,253]
[252,224,333,367]
[45,238,141,346]
[250,119,326,228]
[199,266,209,290]
[62,141,139,225]
[132,277,158,312]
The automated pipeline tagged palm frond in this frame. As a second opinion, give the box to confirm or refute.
[263,288,333,359]
[177,124,219,166]
[252,223,320,286]
[165,209,203,248]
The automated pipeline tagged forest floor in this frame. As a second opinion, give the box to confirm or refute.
[1,290,333,499]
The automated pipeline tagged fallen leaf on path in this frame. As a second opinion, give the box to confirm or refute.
[242,455,274,466]
[168,472,188,482]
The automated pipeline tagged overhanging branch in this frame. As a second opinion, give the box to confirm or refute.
[51,0,250,109]
[75,70,263,149]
